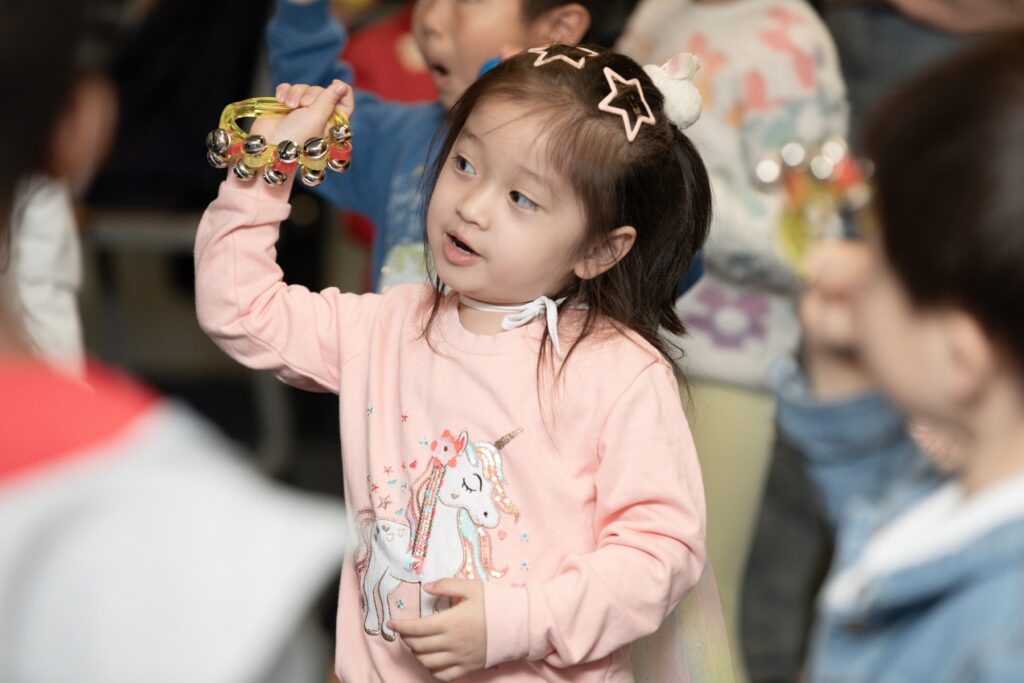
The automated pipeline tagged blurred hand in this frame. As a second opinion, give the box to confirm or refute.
[800,240,874,399]
[249,79,354,145]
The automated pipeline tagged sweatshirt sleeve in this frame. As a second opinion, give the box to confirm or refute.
[265,0,433,225]
[482,362,706,668]
[194,176,380,393]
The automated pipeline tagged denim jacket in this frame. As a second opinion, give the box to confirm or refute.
[775,359,1024,683]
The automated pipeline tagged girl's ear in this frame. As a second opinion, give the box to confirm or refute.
[48,74,118,193]
[573,226,636,280]
[535,3,590,46]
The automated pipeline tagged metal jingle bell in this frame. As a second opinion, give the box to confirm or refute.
[752,153,782,188]
[207,150,228,169]
[327,158,351,173]
[329,124,352,144]
[262,166,288,186]
[302,136,328,160]
[276,139,300,164]
[232,160,257,182]
[206,128,231,155]
[243,134,268,156]
[300,165,326,187]
[780,141,808,170]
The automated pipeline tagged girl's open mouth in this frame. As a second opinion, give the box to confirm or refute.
[442,233,481,266]
[449,233,478,256]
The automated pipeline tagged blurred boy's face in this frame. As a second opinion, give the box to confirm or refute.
[856,240,963,422]
[413,0,554,108]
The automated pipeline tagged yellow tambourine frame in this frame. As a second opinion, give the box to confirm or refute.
[218,97,350,140]
[207,97,352,187]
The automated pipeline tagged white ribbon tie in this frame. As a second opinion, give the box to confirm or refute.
[459,295,568,357]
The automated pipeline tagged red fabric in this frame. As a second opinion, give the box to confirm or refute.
[341,3,437,251]
[0,359,157,483]
[344,3,437,102]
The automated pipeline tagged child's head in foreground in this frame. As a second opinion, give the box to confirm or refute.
[412,0,640,107]
[421,44,712,366]
[856,31,1024,427]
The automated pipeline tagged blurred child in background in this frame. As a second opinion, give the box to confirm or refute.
[617,1,847,674]
[265,0,645,291]
[0,3,346,681]
[5,178,85,375]
[778,32,1024,682]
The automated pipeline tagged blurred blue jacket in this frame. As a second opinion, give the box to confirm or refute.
[775,358,1024,683]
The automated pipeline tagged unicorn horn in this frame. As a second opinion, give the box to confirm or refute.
[494,428,524,451]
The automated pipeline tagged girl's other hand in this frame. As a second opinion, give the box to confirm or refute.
[249,79,354,145]
[389,579,487,681]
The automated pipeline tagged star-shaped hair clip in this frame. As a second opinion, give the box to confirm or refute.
[527,45,598,70]
[597,67,656,142]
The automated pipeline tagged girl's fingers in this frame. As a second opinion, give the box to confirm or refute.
[402,633,449,655]
[274,83,290,103]
[416,651,459,671]
[285,84,307,108]
[299,86,323,107]
[388,613,445,638]
[305,80,352,123]
[424,578,476,600]
[335,81,355,118]
[432,665,467,682]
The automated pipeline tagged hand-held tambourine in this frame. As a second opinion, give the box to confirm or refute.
[753,135,872,276]
[206,97,352,188]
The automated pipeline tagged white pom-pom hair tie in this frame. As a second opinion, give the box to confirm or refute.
[643,52,702,131]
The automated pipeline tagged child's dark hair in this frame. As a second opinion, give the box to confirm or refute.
[0,0,122,254]
[422,45,711,373]
[863,31,1024,365]
[522,1,641,48]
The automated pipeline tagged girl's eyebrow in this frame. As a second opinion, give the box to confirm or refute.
[460,125,552,189]
[516,164,550,188]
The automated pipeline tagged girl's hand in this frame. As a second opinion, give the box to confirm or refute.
[249,79,354,145]
[390,579,487,681]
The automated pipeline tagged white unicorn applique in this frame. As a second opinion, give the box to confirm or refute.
[355,428,522,641]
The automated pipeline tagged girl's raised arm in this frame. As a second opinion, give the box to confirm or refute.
[195,82,374,393]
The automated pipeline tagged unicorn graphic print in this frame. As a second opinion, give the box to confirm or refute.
[355,428,522,641]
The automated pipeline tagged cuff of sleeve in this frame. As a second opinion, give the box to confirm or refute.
[273,0,334,33]
[216,178,293,222]
[772,357,905,461]
[483,583,531,667]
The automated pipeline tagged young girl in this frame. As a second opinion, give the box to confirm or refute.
[196,45,711,681]
[777,33,1024,681]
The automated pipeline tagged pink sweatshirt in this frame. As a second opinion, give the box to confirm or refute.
[195,177,707,682]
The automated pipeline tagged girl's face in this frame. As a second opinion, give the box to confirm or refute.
[426,98,589,305]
